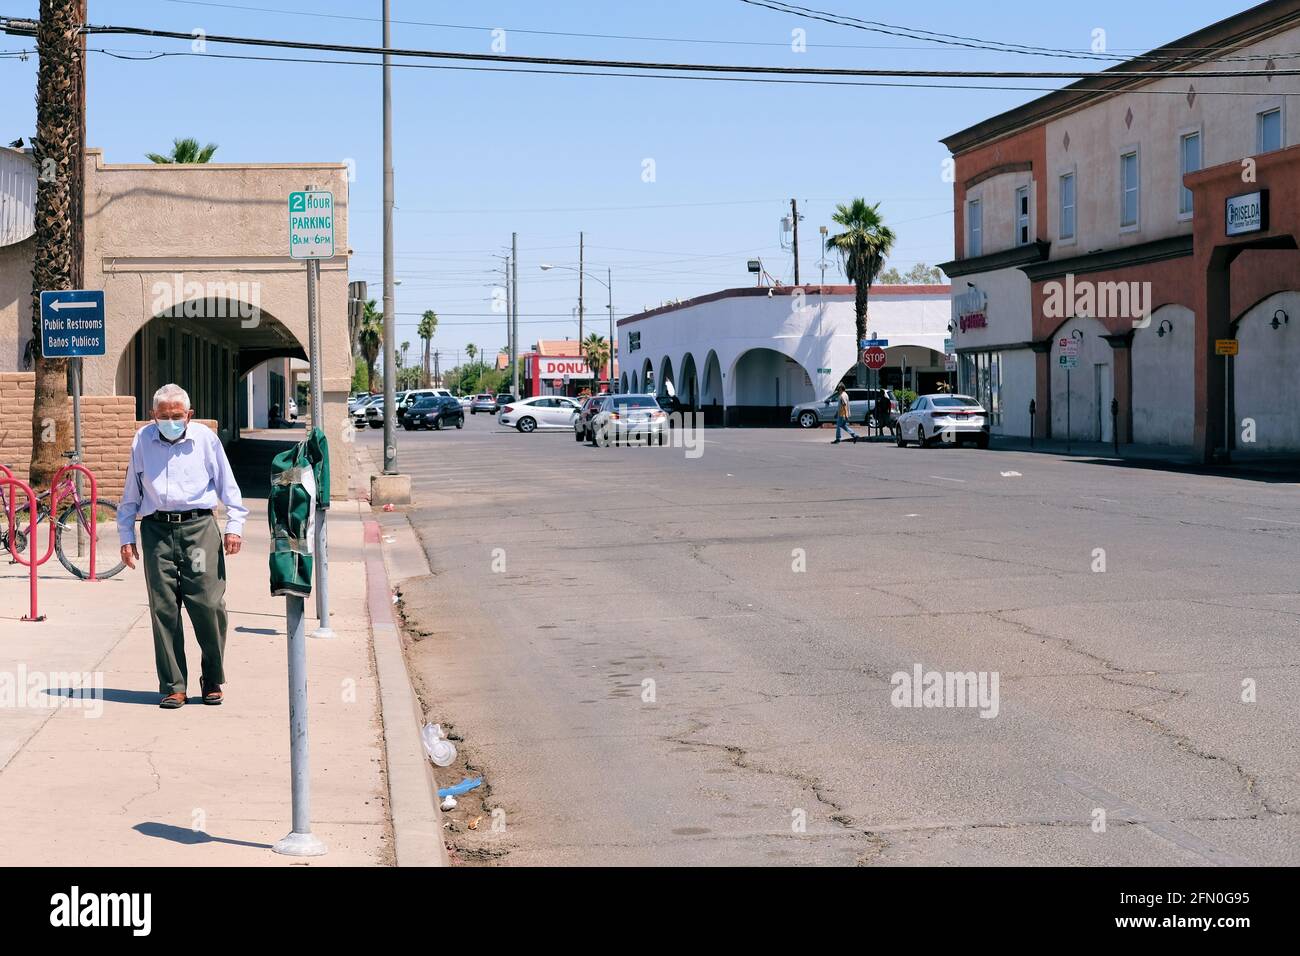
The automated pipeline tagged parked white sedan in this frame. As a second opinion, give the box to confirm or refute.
[895,394,990,448]
[498,395,581,432]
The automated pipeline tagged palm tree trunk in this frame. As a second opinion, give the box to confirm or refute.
[854,280,869,388]
[422,336,430,388]
[29,0,83,492]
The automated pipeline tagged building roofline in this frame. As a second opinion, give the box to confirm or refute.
[617,283,952,327]
[941,0,1300,155]
[87,148,350,172]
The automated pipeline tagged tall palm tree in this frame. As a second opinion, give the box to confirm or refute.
[465,342,478,365]
[29,0,82,491]
[582,333,610,387]
[825,199,896,386]
[357,299,382,392]
[145,137,219,164]
[417,309,437,388]
[399,340,409,369]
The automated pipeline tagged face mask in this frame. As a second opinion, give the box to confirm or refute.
[156,418,187,441]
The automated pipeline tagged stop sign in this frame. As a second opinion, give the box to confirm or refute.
[862,346,887,370]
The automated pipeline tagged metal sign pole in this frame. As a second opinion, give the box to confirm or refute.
[272,594,326,856]
[306,251,333,639]
[72,357,85,556]
[1066,368,1072,454]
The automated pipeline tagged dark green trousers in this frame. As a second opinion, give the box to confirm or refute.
[141,515,228,695]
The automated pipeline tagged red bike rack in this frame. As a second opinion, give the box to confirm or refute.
[1,461,100,622]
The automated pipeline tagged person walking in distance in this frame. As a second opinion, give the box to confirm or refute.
[832,384,861,444]
[116,384,248,708]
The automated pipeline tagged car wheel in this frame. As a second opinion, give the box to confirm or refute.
[434,417,443,430]
[895,426,907,448]
[402,423,412,431]
[574,428,584,442]
[918,426,929,448]
[471,408,476,415]
[518,416,537,433]
[798,411,819,429]
[976,434,989,449]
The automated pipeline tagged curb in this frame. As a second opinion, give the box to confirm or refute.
[363,518,449,867]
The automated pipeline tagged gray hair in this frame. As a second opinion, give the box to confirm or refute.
[152,383,191,410]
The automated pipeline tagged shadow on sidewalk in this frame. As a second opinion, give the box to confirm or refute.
[134,822,273,849]
[42,687,159,706]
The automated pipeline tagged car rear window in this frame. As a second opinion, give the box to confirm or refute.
[610,396,660,409]
[932,396,981,408]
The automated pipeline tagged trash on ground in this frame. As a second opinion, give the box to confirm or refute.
[437,776,483,798]
[382,503,395,512]
[468,816,482,830]
[440,794,458,812]
[1000,471,1023,477]
[421,723,457,767]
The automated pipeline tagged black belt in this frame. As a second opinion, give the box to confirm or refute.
[145,509,212,523]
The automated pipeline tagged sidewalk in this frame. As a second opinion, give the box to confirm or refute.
[0,439,444,866]
[989,434,1300,478]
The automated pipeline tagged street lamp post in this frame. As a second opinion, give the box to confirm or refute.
[540,263,614,393]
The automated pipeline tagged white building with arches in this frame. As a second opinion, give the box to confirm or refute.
[616,284,951,426]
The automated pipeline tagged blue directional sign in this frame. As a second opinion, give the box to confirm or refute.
[40,290,106,357]
[860,337,889,348]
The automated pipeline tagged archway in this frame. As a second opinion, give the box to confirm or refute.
[700,350,724,425]
[640,358,655,395]
[630,370,639,393]
[1047,315,1111,443]
[115,297,304,443]
[619,371,629,393]
[679,352,699,409]
[1131,304,1195,446]
[1234,291,1300,452]
[658,355,675,401]
[728,347,815,426]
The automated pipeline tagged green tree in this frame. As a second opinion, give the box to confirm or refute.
[465,342,478,366]
[351,355,368,393]
[28,0,82,490]
[825,199,896,385]
[581,332,610,386]
[418,309,438,387]
[145,137,219,164]
[357,299,382,392]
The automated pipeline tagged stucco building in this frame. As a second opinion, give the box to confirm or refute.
[616,284,951,426]
[0,146,352,495]
[939,0,1300,460]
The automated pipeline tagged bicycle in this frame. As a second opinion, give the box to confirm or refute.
[0,451,125,580]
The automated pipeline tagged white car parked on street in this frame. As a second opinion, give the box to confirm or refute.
[498,395,581,432]
[895,394,990,448]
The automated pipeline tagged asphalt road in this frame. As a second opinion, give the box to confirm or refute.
[366,414,1299,866]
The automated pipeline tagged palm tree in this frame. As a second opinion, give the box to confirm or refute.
[417,309,437,387]
[465,343,478,365]
[399,340,409,369]
[145,137,219,164]
[582,333,610,387]
[825,199,896,386]
[357,299,382,392]
[28,0,82,491]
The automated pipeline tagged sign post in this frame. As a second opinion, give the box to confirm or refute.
[1059,336,1080,453]
[1216,338,1238,459]
[289,189,335,639]
[271,189,334,858]
[41,290,106,559]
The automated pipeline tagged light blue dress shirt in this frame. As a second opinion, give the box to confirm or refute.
[117,421,249,545]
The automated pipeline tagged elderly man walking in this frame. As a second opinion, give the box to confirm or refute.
[117,384,248,708]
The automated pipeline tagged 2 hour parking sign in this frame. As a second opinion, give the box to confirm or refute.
[288,190,335,259]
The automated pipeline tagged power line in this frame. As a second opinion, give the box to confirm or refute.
[73,47,1300,101]
[46,18,1300,78]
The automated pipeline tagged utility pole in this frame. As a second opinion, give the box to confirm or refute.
[511,233,520,399]
[819,224,828,286]
[607,266,615,394]
[578,231,585,345]
[433,349,440,387]
[381,0,398,475]
[791,198,801,286]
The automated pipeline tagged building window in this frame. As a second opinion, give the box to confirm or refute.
[1257,108,1282,153]
[1059,173,1075,240]
[1015,186,1031,246]
[1179,132,1200,217]
[1120,150,1139,229]
[967,199,982,257]
[958,351,1002,426]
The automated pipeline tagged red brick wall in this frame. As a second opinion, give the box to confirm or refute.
[0,372,212,502]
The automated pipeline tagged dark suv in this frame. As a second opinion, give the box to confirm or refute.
[401,395,464,431]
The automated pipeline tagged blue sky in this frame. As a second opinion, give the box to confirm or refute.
[0,0,1257,361]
